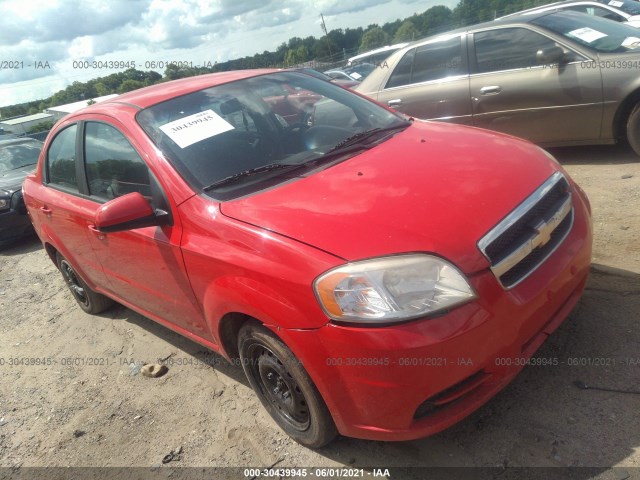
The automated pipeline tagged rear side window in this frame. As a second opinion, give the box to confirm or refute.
[386,49,415,88]
[474,28,557,73]
[84,122,151,202]
[386,36,465,88]
[47,125,79,192]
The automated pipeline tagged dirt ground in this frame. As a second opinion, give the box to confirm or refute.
[0,143,639,479]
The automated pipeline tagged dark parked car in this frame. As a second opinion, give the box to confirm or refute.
[0,137,42,247]
[356,10,640,156]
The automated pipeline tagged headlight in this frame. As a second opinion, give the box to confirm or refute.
[0,198,10,212]
[314,254,476,324]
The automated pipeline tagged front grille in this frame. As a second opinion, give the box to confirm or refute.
[478,172,573,289]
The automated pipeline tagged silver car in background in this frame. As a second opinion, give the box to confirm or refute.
[500,0,640,28]
[356,10,640,156]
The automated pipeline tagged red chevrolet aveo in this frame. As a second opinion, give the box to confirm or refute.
[23,70,592,448]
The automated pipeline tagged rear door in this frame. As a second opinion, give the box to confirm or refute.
[374,34,473,123]
[469,26,603,144]
[31,123,110,287]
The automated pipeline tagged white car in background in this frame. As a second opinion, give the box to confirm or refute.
[346,43,409,66]
[500,0,640,28]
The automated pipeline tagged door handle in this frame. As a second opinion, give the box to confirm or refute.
[88,224,105,240]
[480,86,502,96]
[40,206,52,216]
[387,99,403,107]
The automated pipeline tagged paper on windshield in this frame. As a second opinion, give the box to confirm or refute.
[349,71,363,80]
[567,27,608,43]
[622,36,640,48]
[609,1,623,7]
[160,109,234,148]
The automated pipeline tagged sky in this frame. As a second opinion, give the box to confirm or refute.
[0,0,457,109]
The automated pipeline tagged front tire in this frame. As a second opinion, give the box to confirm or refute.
[56,252,113,314]
[626,103,640,157]
[238,322,337,448]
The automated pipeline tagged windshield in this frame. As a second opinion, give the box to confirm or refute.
[533,10,640,52]
[344,63,376,80]
[595,0,640,16]
[137,71,407,200]
[0,140,42,173]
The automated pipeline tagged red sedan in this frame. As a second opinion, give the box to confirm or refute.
[23,69,592,448]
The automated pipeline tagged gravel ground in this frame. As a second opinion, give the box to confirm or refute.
[0,144,639,480]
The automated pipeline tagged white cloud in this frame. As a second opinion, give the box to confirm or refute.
[0,0,458,107]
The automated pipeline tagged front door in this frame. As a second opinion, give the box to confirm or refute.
[77,118,207,337]
[469,26,603,144]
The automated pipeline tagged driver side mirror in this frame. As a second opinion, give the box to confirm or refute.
[536,46,567,66]
[94,192,169,233]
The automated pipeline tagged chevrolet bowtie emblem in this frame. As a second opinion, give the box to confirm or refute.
[533,219,554,247]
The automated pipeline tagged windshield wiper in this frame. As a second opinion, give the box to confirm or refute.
[203,122,411,192]
[203,163,303,191]
[325,122,411,154]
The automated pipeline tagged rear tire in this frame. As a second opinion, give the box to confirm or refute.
[55,252,113,314]
[238,322,337,448]
[625,102,640,157]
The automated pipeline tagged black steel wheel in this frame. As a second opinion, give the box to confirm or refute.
[626,102,640,158]
[56,252,113,314]
[238,322,337,448]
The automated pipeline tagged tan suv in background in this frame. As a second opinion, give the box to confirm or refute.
[356,10,640,156]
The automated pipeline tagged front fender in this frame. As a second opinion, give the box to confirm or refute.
[201,273,329,334]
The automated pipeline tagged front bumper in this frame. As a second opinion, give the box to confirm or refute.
[274,186,592,441]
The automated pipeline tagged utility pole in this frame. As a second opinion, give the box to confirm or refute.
[320,14,333,57]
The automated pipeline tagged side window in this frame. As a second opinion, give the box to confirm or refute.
[47,125,79,192]
[84,122,151,202]
[386,49,415,88]
[474,28,557,74]
[411,37,465,84]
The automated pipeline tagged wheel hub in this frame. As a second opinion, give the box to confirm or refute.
[61,261,88,306]
[252,348,310,431]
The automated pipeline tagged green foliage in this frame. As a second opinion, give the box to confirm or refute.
[394,20,420,43]
[26,121,55,134]
[285,45,310,66]
[117,79,145,93]
[359,27,391,53]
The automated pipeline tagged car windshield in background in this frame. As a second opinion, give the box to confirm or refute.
[533,11,640,52]
[603,0,640,16]
[137,72,408,200]
[0,140,42,173]
[344,63,376,80]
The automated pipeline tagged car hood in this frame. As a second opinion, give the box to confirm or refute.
[0,165,35,194]
[220,121,559,274]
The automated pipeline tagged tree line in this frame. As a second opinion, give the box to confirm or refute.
[1,0,554,120]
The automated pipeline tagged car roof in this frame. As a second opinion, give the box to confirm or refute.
[69,69,278,117]
[499,0,635,19]
[347,43,410,63]
[387,9,583,49]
